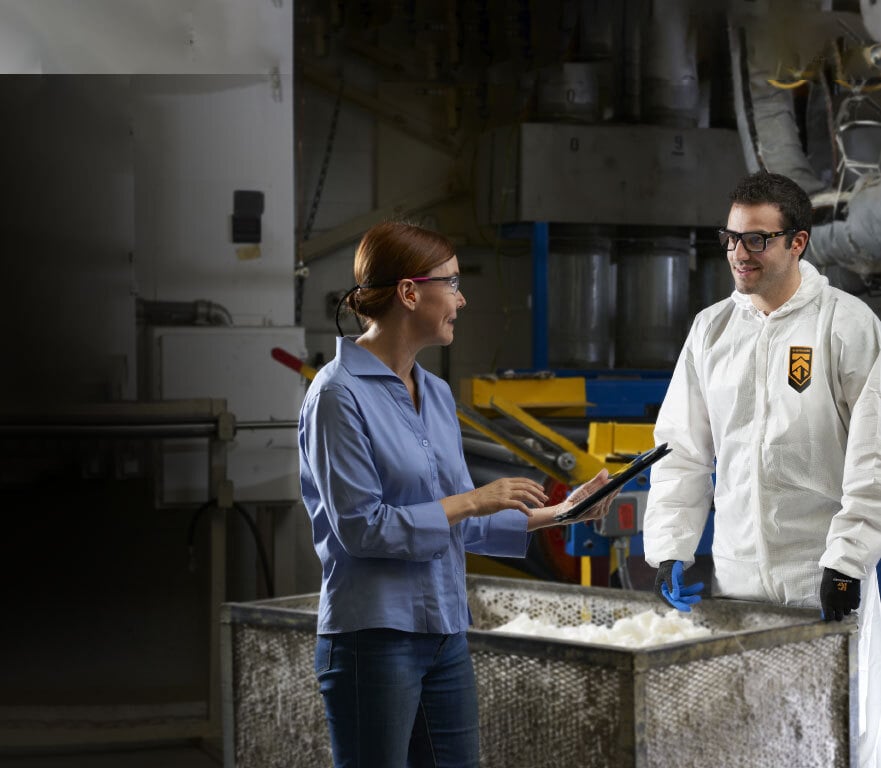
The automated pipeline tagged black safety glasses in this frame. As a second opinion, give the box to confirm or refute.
[718,228,796,254]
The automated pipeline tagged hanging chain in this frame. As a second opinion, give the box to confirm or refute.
[302,76,344,242]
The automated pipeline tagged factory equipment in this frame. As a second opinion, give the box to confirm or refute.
[458,374,610,485]
[479,124,745,230]
[476,0,748,369]
[478,123,746,370]
[614,232,691,369]
[457,372,698,587]
[547,231,612,368]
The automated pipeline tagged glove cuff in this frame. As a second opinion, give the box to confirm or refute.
[654,560,677,602]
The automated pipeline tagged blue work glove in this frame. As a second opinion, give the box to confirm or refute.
[654,560,704,612]
[820,567,860,622]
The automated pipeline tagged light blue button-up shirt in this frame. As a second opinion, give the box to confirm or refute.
[299,336,531,634]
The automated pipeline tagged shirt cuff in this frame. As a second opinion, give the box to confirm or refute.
[410,500,454,559]
[485,508,531,557]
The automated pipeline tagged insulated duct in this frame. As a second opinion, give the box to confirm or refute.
[727,16,826,195]
[809,175,881,276]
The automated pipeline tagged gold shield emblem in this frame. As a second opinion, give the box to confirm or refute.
[788,346,812,392]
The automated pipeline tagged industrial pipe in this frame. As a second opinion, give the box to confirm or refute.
[810,175,881,276]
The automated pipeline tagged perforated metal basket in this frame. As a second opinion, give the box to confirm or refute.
[221,575,858,768]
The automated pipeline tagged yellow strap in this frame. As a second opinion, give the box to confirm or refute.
[767,78,809,90]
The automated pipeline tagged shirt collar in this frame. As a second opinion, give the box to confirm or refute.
[336,336,426,391]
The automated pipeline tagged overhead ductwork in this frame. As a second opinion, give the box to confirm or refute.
[727,12,827,195]
[809,175,881,277]
[728,4,881,278]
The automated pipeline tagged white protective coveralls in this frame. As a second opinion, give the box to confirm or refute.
[643,260,881,767]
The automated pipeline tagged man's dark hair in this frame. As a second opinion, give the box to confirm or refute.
[729,171,812,253]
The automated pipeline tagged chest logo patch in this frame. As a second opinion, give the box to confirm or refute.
[788,346,812,392]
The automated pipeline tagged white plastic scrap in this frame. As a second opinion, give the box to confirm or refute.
[492,608,713,648]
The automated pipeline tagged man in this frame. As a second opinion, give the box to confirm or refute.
[643,171,881,765]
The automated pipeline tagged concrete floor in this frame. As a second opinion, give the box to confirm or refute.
[1,744,221,768]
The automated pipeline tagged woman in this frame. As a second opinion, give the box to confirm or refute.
[298,221,613,768]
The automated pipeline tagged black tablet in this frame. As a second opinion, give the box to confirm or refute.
[553,443,672,523]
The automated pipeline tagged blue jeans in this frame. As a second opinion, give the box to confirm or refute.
[314,628,479,768]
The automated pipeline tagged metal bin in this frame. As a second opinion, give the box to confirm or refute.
[221,575,857,768]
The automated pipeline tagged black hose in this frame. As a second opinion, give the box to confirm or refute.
[233,502,275,599]
[186,499,275,598]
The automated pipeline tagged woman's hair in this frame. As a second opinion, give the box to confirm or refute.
[346,221,455,323]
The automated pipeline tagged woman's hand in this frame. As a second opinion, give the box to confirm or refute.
[561,469,618,521]
[441,477,548,525]
[526,469,616,531]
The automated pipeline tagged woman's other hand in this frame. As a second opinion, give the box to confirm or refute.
[441,477,547,525]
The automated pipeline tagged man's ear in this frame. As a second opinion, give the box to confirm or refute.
[790,230,810,258]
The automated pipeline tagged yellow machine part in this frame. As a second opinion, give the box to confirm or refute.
[460,375,657,485]
[581,422,655,587]
[588,421,656,463]
[460,376,606,485]
[461,376,590,418]
[460,375,658,586]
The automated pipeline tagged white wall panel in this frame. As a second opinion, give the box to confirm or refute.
[0,0,292,75]
[132,75,295,327]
